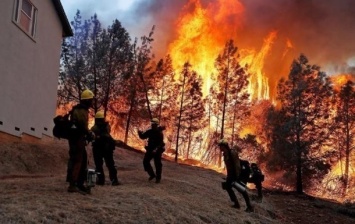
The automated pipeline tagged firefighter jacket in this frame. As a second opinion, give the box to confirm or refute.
[138,127,164,151]
[70,104,90,138]
[223,147,241,180]
[91,121,114,148]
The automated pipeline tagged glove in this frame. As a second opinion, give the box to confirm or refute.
[86,131,95,142]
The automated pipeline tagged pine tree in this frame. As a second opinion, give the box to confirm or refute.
[334,80,355,192]
[275,54,333,193]
[58,10,90,104]
[213,39,249,166]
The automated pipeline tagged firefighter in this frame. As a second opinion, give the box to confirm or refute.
[91,111,119,186]
[67,89,95,195]
[249,163,264,202]
[218,140,254,212]
[138,118,165,183]
[238,159,264,202]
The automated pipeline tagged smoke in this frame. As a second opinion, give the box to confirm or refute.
[62,0,355,70]
[239,0,355,66]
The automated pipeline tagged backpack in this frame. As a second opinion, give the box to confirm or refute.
[250,163,265,182]
[53,106,77,139]
[239,159,251,183]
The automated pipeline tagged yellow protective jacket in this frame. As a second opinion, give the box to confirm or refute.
[70,104,90,137]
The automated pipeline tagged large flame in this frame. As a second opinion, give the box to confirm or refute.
[330,73,355,91]
[168,0,287,100]
[168,0,244,95]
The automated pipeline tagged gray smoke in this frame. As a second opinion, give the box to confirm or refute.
[62,0,355,71]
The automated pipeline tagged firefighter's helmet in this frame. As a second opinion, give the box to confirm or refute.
[151,118,159,124]
[95,111,105,119]
[218,139,228,147]
[81,89,94,100]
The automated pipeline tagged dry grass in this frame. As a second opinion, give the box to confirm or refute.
[0,137,280,224]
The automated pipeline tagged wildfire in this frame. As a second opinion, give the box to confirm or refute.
[168,0,244,95]
[168,0,290,101]
[330,74,355,91]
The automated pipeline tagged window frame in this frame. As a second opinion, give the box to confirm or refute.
[12,0,38,40]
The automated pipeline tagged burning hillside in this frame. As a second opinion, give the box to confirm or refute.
[58,0,355,203]
[156,0,355,100]
[1,137,355,223]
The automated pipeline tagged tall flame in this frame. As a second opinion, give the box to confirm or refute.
[168,0,283,100]
[168,0,244,95]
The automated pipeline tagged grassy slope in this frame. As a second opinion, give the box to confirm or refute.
[0,137,354,224]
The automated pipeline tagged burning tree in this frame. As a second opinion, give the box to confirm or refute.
[148,55,179,152]
[174,62,206,161]
[272,54,333,193]
[334,80,355,192]
[59,11,132,117]
[213,39,249,166]
[58,10,90,104]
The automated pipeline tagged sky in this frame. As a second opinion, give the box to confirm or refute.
[61,0,151,38]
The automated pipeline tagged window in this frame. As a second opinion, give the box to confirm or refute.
[13,0,37,38]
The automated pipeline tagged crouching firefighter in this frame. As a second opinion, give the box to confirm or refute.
[239,160,264,202]
[218,140,254,212]
[67,89,95,195]
[91,111,120,186]
[138,118,165,183]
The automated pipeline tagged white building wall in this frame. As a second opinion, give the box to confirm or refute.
[0,0,64,138]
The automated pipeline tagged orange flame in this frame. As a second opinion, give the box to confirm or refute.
[168,0,244,95]
[330,74,354,91]
[168,0,282,100]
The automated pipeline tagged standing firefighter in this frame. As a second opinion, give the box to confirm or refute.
[218,139,254,212]
[67,89,95,194]
[138,118,165,183]
[91,111,119,186]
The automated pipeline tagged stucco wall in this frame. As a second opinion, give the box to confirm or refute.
[0,0,63,138]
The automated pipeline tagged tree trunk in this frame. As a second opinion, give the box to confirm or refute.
[124,88,136,144]
[139,73,152,120]
[343,107,350,192]
[175,70,187,162]
[158,78,166,121]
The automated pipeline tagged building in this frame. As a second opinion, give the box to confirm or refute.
[0,0,72,138]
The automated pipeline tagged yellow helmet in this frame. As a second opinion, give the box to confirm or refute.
[151,118,159,124]
[95,111,105,119]
[81,89,94,100]
[218,139,228,146]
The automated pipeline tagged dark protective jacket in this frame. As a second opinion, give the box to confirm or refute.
[91,121,115,150]
[138,127,164,151]
[91,121,111,140]
[223,147,241,180]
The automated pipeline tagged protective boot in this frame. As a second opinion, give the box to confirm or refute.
[111,178,121,186]
[242,192,254,212]
[231,199,241,209]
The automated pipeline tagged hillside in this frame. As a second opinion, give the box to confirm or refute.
[0,136,354,224]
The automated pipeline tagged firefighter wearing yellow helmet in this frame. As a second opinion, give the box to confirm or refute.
[218,139,254,212]
[138,118,165,183]
[90,111,120,186]
[67,89,95,194]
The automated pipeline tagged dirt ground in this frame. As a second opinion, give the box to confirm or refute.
[0,136,354,224]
